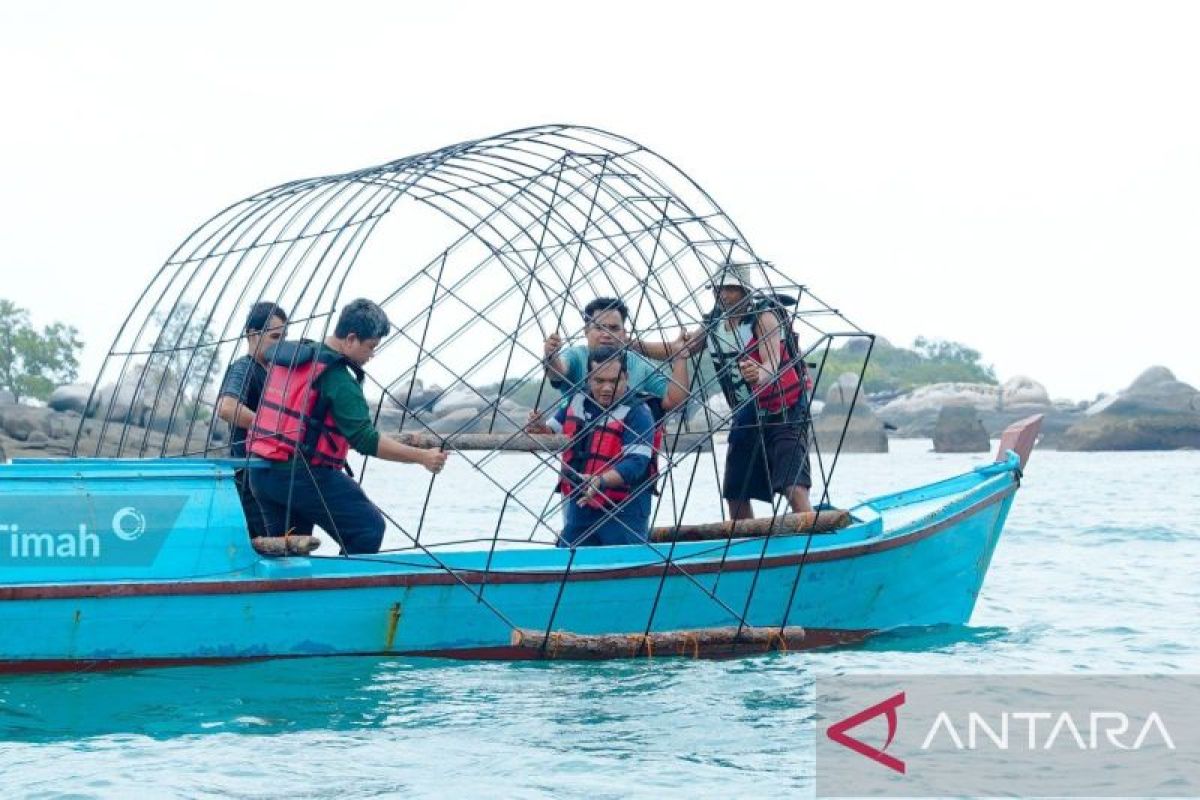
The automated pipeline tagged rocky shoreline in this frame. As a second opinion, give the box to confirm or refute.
[2,366,1198,463]
[814,365,1200,453]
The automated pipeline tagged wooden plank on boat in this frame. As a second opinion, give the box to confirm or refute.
[509,625,808,659]
[391,431,712,453]
[649,510,850,542]
[251,536,320,556]
[995,414,1043,469]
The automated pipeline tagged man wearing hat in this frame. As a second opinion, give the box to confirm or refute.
[688,263,813,519]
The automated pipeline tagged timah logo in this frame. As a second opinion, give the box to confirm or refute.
[111,507,147,541]
[826,691,907,774]
[0,506,148,557]
[0,494,188,567]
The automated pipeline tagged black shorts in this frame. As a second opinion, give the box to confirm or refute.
[722,402,812,502]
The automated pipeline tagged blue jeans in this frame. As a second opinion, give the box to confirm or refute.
[249,463,386,554]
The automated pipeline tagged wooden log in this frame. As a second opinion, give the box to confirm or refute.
[251,535,321,556]
[390,431,712,453]
[649,510,850,542]
[509,625,808,659]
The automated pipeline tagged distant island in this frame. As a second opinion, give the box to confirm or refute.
[803,339,1199,454]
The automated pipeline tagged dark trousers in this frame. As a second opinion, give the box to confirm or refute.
[249,464,386,555]
[559,490,652,548]
[234,469,269,538]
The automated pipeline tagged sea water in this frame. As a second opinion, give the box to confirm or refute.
[1,440,1197,798]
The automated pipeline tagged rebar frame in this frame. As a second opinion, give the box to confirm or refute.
[77,124,875,645]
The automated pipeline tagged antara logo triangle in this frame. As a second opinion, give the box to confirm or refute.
[826,691,907,774]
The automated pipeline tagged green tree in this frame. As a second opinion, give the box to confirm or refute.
[0,299,83,403]
[811,336,997,396]
[912,336,988,368]
[150,302,221,403]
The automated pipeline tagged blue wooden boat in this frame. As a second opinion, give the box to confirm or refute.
[0,126,1043,671]
[0,418,1040,672]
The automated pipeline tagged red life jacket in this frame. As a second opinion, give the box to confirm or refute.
[707,303,808,415]
[249,342,355,469]
[745,324,805,413]
[557,393,661,510]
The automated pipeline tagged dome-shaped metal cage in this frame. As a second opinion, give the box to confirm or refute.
[76,124,873,552]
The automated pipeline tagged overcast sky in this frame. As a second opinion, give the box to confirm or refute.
[1,1,1195,401]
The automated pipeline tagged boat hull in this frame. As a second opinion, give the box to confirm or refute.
[0,459,1019,671]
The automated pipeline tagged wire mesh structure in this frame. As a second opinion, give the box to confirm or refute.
[76,124,875,568]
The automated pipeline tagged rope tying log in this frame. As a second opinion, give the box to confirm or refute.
[510,625,807,659]
[680,633,700,659]
[251,535,321,556]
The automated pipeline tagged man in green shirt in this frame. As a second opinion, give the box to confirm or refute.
[249,298,447,554]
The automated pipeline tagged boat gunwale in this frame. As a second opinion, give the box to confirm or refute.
[0,481,1016,601]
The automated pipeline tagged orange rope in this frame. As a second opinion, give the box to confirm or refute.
[681,633,700,659]
[629,634,653,658]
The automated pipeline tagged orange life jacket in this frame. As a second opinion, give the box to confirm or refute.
[557,393,661,510]
[249,341,355,469]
